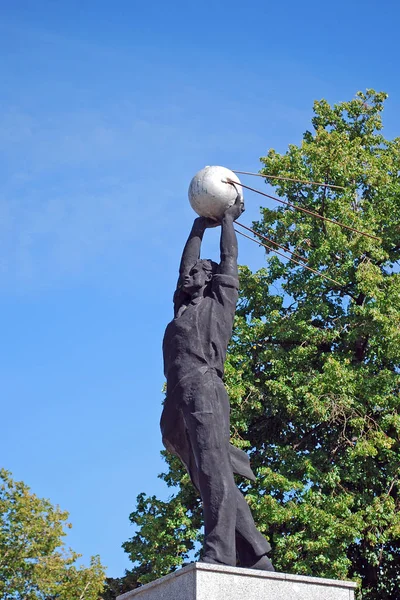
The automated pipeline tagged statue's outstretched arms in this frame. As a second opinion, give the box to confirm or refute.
[219,195,245,277]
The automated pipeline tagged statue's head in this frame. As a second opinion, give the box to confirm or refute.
[182,259,218,295]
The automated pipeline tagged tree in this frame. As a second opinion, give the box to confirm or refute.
[120,90,400,600]
[0,469,105,599]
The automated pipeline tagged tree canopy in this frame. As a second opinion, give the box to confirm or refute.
[0,469,105,600]
[116,90,400,600]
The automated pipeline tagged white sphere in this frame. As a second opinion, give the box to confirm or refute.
[188,166,243,220]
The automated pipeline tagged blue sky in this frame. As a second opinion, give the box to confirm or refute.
[1,0,399,578]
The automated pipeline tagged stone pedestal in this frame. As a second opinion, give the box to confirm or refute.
[117,562,357,600]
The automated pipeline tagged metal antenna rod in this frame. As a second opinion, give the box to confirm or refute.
[236,221,307,263]
[229,180,381,242]
[232,170,346,190]
[235,228,343,287]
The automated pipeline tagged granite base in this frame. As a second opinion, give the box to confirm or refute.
[116,562,357,600]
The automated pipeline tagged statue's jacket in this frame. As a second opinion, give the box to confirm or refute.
[161,273,256,484]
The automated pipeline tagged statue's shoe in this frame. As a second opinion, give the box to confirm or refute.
[246,555,275,572]
[200,555,275,572]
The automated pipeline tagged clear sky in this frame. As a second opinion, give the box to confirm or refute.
[1,0,399,578]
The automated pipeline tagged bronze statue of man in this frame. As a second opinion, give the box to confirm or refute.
[161,195,274,571]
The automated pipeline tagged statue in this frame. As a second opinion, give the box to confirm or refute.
[161,177,274,571]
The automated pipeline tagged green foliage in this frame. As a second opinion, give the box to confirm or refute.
[102,572,141,600]
[0,469,105,600]
[123,90,400,600]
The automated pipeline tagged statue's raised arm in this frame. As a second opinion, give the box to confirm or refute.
[219,195,245,278]
[178,217,218,277]
[174,216,218,316]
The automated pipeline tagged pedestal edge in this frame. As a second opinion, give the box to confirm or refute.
[116,562,358,599]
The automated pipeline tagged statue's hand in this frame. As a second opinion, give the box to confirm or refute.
[224,194,245,221]
[194,216,221,229]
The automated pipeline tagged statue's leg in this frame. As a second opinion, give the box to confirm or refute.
[182,370,237,566]
[235,489,274,571]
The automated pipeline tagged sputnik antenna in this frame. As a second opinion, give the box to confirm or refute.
[235,228,343,287]
[228,179,381,242]
[232,170,346,190]
[235,221,307,263]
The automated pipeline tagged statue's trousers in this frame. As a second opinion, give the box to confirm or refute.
[161,367,271,566]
